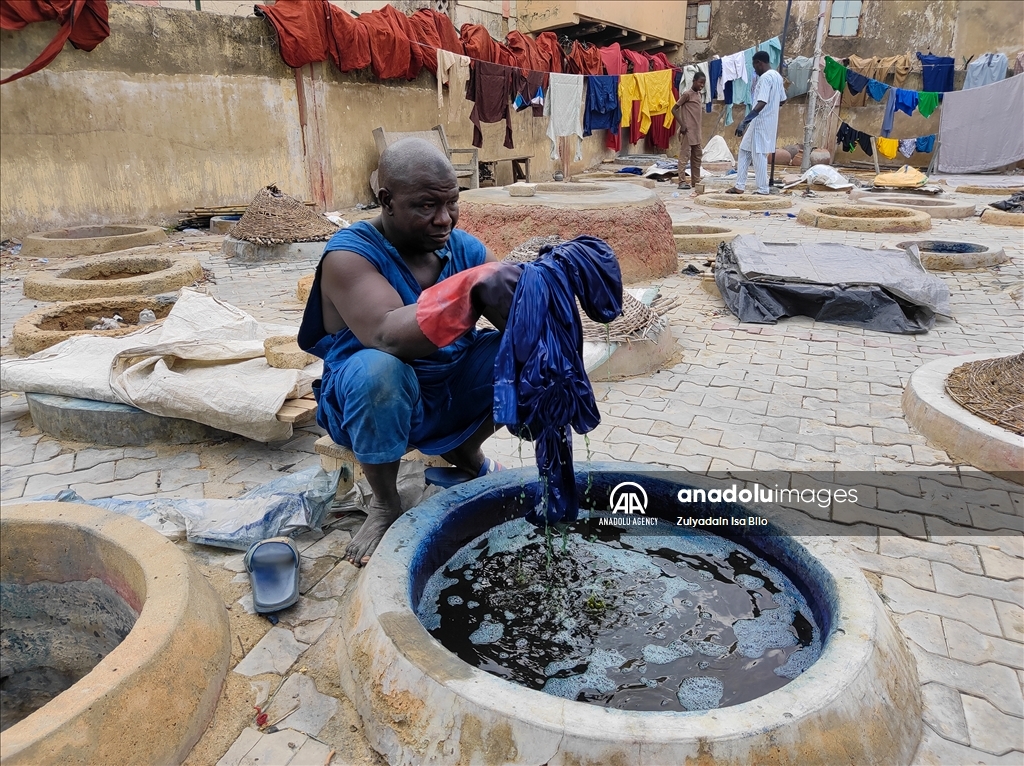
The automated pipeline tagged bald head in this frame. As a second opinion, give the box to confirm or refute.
[378,137,456,193]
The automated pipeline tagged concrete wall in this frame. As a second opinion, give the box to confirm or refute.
[518,0,687,43]
[0,3,610,238]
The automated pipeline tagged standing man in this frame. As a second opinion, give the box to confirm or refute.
[673,71,705,190]
[728,50,786,195]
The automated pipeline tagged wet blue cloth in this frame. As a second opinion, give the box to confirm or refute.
[845,69,869,95]
[494,236,623,525]
[881,88,919,137]
[707,58,722,112]
[583,75,620,137]
[916,134,936,153]
[298,221,496,463]
[866,78,888,102]
[917,52,954,92]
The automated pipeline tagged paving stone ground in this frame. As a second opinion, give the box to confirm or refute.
[0,177,1021,765]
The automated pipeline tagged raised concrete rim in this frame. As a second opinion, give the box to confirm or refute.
[888,239,1009,271]
[858,196,976,219]
[21,225,167,258]
[338,464,922,765]
[22,254,204,301]
[954,184,1024,195]
[902,353,1024,480]
[11,295,175,356]
[797,204,932,232]
[0,501,231,765]
[210,215,242,235]
[694,193,793,210]
[979,208,1024,227]
[673,223,752,253]
[458,182,659,209]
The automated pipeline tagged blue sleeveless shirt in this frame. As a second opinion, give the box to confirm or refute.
[298,221,489,378]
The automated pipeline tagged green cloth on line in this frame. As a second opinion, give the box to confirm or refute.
[824,56,847,94]
[917,91,939,118]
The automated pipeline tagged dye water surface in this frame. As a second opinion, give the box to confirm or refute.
[418,517,821,712]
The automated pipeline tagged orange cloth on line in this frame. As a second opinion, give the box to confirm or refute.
[505,30,546,74]
[534,31,563,73]
[876,136,899,160]
[1,0,109,85]
[407,8,463,73]
[327,3,370,72]
[566,40,601,75]
[359,5,424,80]
[460,23,514,67]
[255,0,329,68]
[873,54,911,88]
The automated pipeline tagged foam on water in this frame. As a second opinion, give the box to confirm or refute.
[677,676,724,711]
[422,513,823,712]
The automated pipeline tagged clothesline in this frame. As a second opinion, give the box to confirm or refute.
[836,121,936,160]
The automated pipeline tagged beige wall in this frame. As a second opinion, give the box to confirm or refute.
[0,3,610,238]
[519,1,687,44]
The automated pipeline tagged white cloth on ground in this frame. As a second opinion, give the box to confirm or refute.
[437,49,471,122]
[0,289,320,442]
[702,135,735,164]
[937,73,1024,173]
[544,72,585,162]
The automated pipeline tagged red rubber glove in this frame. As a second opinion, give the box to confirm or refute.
[416,262,521,347]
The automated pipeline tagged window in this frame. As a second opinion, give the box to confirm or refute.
[828,0,862,37]
[686,1,711,40]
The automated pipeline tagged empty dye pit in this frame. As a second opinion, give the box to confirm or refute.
[337,465,923,766]
[1,579,138,731]
[417,517,820,712]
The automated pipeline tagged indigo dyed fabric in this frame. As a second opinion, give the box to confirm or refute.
[494,236,623,525]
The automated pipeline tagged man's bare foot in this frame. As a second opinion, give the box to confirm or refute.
[345,499,401,568]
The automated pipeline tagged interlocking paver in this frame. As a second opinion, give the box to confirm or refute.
[943,619,1024,670]
[994,601,1024,643]
[961,695,1024,756]
[896,613,948,657]
[932,562,1023,605]
[882,576,1002,635]
[234,627,308,677]
[920,682,969,745]
[911,643,1024,718]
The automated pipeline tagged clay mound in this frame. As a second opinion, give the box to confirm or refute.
[231,185,339,245]
[946,352,1024,436]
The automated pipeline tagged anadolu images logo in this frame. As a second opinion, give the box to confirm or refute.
[609,482,648,514]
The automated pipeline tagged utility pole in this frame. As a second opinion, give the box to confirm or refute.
[801,0,828,172]
[769,0,792,186]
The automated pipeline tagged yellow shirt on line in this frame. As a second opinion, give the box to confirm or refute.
[620,70,675,135]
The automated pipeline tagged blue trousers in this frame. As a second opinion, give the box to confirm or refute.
[316,331,500,464]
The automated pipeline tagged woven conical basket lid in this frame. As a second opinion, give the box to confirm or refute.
[229,185,339,245]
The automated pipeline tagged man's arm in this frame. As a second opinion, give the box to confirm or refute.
[320,250,436,360]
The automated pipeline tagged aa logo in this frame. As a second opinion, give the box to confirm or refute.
[609,482,648,514]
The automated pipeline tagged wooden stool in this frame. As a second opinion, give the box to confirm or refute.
[314,436,448,498]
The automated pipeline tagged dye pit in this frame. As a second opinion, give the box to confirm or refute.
[417,516,821,713]
[0,578,137,732]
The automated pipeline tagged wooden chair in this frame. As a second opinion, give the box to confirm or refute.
[369,125,479,195]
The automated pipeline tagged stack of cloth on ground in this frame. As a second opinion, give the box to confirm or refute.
[990,192,1024,215]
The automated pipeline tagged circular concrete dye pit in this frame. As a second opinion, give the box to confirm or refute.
[12,295,175,356]
[21,226,167,258]
[210,215,242,235]
[22,254,203,301]
[695,193,793,210]
[673,223,750,253]
[979,208,1024,227]
[797,205,931,232]
[456,183,677,282]
[893,240,1009,271]
[0,502,230,765]
[859,196,976,219]
[338,465,922,766]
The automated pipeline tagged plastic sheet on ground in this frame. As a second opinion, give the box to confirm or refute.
[0,289,322,442]
[36,467,340,550]
[715,235,951,334]
[780,164,853,190]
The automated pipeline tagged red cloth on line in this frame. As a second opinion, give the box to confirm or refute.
[360,5,423,80]
[467,60,514,149]
[255,0,329,69]
[505,29,545,74]
[327,4,370,73]
[645,51,677,150]
[0,0,109,85]
[600,43,625,150]
[408,8,462,73]
[460,22,514,67]
[534,31,563,74]
[566,41,601,75]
